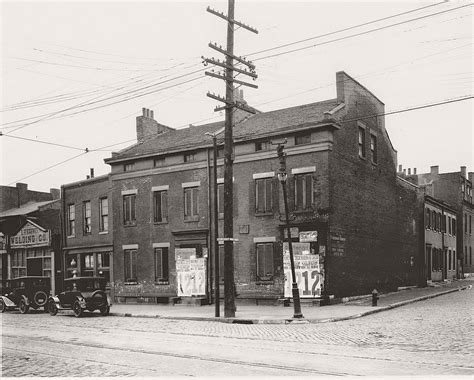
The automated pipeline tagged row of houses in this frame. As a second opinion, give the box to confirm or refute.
[1,71,473,304]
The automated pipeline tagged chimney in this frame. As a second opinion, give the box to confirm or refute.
[414,168,417,175]
[408,168,411,175]
[403,169,406,175]
[136,108,173,143]
[16,183,28,207]
[460,166,467,178]
[398,164,402,173]
[50,188,60,200]
[430,166,439,175]
[90,168,94,179]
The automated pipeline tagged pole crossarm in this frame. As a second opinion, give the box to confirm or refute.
[202,57,257,79]
[205,71,258,89]
[209,42,255,70]
[206,6,258,34]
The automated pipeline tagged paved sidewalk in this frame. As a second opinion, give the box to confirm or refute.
[110,278,473,324]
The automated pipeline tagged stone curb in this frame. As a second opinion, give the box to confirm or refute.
[110,285,470,325]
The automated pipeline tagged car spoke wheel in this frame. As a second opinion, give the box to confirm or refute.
[99,305,110,316]
[48,300,58,316]
[0,299,6,313]
[73,300,83,318]
[19,298,29,314]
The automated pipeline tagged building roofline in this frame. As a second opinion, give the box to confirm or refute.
[61,174,110,189]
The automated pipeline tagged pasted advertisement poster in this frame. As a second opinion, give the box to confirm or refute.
[283,242,322,298]
[175,248,206,297]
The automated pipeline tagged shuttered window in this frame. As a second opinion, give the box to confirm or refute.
[255,178,272,214]
[256,243,274,281]
[124,249,137,283]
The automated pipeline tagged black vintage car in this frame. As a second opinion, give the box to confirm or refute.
[0,276,51,314]
[48,277,111,317]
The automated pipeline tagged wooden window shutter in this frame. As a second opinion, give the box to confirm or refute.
[288,176,296,211]
[273,241,283,276]
[249,180,256,215]
[272,178,280,214]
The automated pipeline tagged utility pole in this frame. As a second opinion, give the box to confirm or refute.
[203,0,258,317]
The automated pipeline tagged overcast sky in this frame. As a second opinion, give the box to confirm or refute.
[1,0,472,192]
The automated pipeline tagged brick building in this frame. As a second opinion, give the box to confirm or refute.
[423,196,457,282]
[407,166,474,276]
[103,71,420,303]
[61,171,113,292]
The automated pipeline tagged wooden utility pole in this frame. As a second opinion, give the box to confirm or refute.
[204,0,258,317]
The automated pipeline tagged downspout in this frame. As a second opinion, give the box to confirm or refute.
[206,147,213,304]
[59,185,67,293]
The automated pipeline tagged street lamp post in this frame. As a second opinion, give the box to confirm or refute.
[277,144,303,319]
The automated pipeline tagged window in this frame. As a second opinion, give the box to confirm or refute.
[295,132,311,146]
[99,197,108,232]
[184,187,199,219]
[216,146,225,158]
[255,178,272,214]
[83,254,94,276]
[470,215,472,234]
[431,210,436,230]
[97,252,110,284]
[124,249,137,283]
[448,250,452,270]
[470,247,472,265]
[154,248,169,283]
[154,157,165,167]
[295,173,313,210]
[370,134,377,163]
[217,183,224,217]
[123,194,136,226]
[83,201,91,234]
[256,243,274,281]
[184,152,196,162]
[358,127,366,158]
[448,216,452,235]
[67,204,75,236]
[255,140,271,151]
[453,218,456,236]
[124,163,134,172]
[153,190,168,223]
[425,208,430,229]
[465,213,468,233]
[11,250,26,278]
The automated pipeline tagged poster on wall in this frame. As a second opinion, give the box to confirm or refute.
[175,248,206,297]
[283,242,322,298]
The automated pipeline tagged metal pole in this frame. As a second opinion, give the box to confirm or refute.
[213,135,220,317]
[223,0,236,318]
[278,146,303,319]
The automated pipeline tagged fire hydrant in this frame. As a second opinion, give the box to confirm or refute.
[372,289,379,306]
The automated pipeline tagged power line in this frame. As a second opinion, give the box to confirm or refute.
[246,1,447,57]
[0,133,86,151]
[252,3,473,62]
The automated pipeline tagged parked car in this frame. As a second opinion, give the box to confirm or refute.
[0,276,51,314]
[48,277,111,317]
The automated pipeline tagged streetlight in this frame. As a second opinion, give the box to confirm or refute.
[276,143,303,319]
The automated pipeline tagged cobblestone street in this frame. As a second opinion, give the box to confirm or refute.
[1,285,473,377]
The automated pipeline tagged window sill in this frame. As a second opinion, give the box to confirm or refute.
[255,212,273,217]
[123,223,137,228]
[154,221,168,225]
[155,281,169,285]
[124,281,138,285]
[184,216,200,222]
[67,235,75,239]
[99,231,109,235]
[256,280,274,285]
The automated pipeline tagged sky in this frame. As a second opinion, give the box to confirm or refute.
[1,0,472,193]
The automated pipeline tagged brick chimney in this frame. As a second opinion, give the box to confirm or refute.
[232,88,259,124]
[16,183,28,207]
[460,166,467,178]
[136,108,173,143]
[430,166,439,175]
[50,188,60,200]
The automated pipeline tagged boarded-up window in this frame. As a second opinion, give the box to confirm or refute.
[184,187,199,219]
[124,249,137,282]
[256,243,274,281]
[154,248,169,283]
[295,174,313,210]
[153,191,168,223]
[255,178,272,214]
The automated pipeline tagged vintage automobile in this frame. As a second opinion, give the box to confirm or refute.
[0,276,51,314]
[48,277,111,317]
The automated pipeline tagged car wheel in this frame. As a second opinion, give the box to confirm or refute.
[48,300,58,316]
[19,298,29,314]
[33,290,48,308]
[99,305,110,316]
[73,300,83,318]
[0,299,6,313]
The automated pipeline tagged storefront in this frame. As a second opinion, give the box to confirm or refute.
[64,245,112,287]
[8,220,57,293]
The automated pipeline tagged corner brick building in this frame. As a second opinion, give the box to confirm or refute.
[103,71,420,303]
